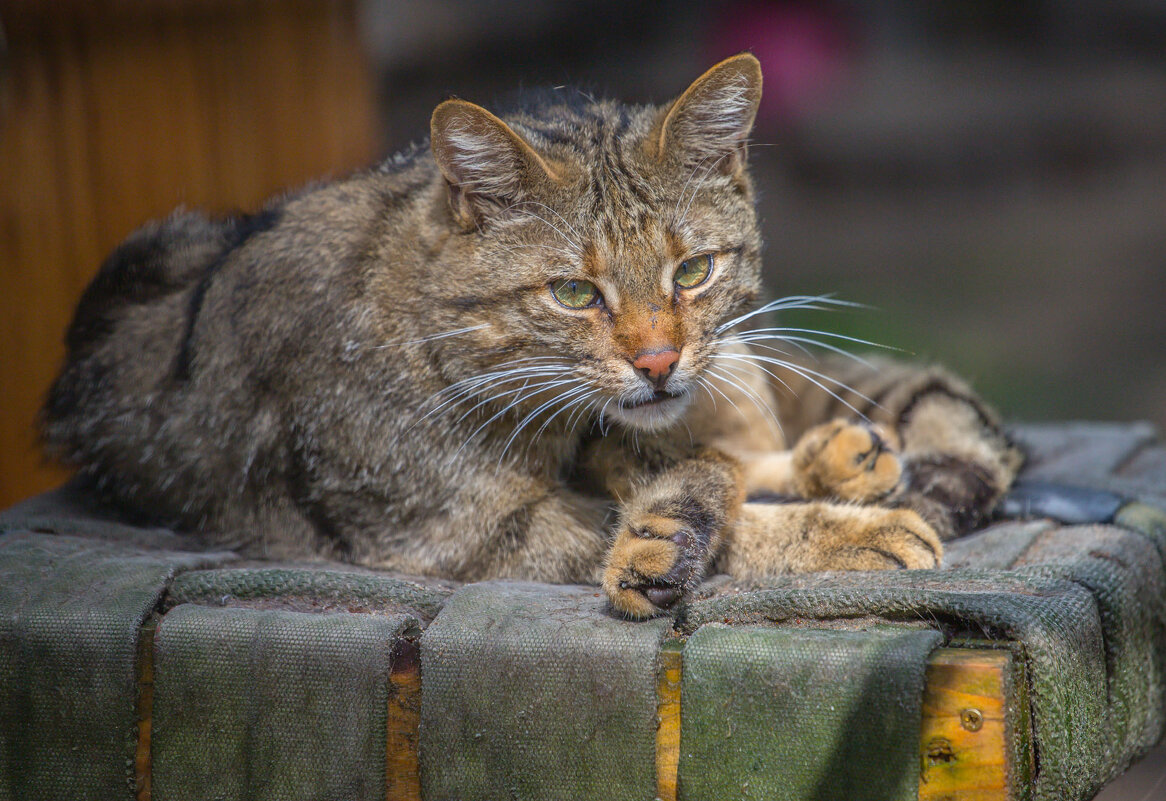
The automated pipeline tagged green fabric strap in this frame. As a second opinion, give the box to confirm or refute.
[151,604,413,801]
[1013,525,1166,790]
[419,581,672,801]
[0,532,227,801]
[679,625,942,801]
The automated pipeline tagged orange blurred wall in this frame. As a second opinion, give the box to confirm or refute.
[0,0,381,508]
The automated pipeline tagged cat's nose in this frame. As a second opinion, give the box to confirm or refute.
[632,348,680,389]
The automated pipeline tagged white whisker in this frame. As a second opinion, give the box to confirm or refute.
[492,242,580,260]
[713,351,878,421]
[447,374,577,460]
[373,323,490,349]
[671,152,718,225]
[719,326,899,353]
[695,376,719,412]
[453,377,577,426]
[715,295,865,334]
[496,384,592,468]
[719,334,872,367]
[512,200,584,244]
[505,207,582,252]
[676,151,733,229]
[704,364,784,440]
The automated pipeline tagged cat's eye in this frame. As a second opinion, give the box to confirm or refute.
[674,254,714,289]
[551,278,602,309]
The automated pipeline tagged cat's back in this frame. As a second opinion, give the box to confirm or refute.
[39,160,433,519]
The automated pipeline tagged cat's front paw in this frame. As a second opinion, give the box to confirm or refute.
[793,419,902,502]
[602,512,711,619]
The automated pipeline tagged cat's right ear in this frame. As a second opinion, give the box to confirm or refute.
[651,53,763,176]
[430,100,561,230]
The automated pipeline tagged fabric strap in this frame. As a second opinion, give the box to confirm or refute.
[419,581,672,801]
[0,532,229,801]
[151,604,414,801]
[679,624,942,801]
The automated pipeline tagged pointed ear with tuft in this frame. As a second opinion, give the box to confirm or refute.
[430,99,561,229]
[652,53,763,176]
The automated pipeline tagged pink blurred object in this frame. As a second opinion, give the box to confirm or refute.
[708,1,857,125]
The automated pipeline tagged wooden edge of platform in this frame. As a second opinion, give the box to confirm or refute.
[132,623,1028,801]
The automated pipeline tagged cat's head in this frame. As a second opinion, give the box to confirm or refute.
[427,55,763,433]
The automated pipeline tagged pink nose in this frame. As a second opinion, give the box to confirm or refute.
[632,348,680,388]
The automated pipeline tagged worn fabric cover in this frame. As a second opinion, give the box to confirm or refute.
[0,533,231,801]
[0,422,1164,801]
[679,625,943,801]
[151,604,414,801]
[418,581,673,801]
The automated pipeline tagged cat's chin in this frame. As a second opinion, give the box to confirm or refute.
[607,392,693,432]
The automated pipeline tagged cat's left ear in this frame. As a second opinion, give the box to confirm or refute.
[651,53,763,176]
[431,99,562,229]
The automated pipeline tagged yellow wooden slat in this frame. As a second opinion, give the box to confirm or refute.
[386,639,423,801]
[655,641,684,801]
[919,648,1014,801]
[135,621,155,801]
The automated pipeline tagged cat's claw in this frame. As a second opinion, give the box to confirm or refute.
[793,419,903,502]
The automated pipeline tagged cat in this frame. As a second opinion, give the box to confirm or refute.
[41,54,1021,618]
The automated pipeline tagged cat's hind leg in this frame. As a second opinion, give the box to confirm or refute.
[720,500,942,578]
[773,355,1023,539]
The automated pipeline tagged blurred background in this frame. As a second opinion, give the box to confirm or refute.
[2,0,1165,509]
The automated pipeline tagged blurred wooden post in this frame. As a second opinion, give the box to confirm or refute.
[0,0,381,507]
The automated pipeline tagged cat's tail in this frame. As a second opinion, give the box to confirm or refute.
[39,211,236,506]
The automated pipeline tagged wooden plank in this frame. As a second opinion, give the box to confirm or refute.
[918,647,1015,801]
[386,639,423,801]
[656,640,683,801]
[135,621,156,801]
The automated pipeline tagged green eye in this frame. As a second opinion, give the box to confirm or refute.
[551,278,601,309]
[674,254,714,289]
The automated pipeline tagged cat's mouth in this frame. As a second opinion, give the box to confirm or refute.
[619,390,681,410]
[609,388,692,431]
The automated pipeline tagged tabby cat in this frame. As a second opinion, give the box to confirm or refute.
[42,55,1020,618]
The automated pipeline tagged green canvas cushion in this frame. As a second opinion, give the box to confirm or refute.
[167,565,454,622]
[0,422,1163,801]
[684,520,1166,801]
[151,604,414,801]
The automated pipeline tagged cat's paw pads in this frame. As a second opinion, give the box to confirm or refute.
[602,513,706,619]
[819,507,942,571]
[793,419,902,502]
